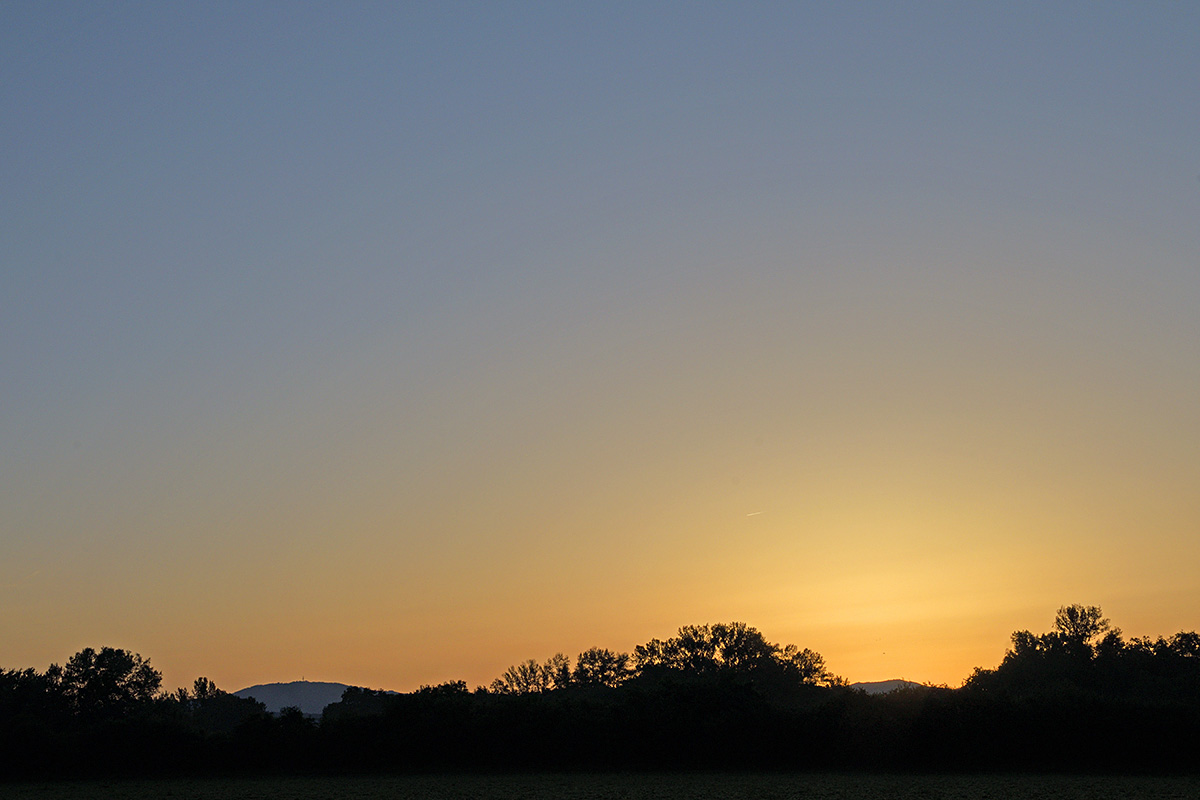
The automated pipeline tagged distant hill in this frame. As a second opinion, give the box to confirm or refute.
[851,679,926,694]
[233,681,352,715]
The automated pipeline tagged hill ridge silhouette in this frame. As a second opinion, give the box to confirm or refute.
[234,680,358,715]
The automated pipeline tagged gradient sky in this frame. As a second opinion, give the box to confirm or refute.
[2,2,1198,694]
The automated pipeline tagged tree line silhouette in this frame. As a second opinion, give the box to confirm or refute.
[2,607,1197,777]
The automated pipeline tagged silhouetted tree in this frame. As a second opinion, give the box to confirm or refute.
[46,647,161,719]
[633,626,719,673]
[711,622,778,669]
[192,676,220,700]
[964,604,1200,707]
[173,676,267,734]
[633,622,839,686]
[417,679,468,697]
[488,653,578,693]
[543,653,572,689]
[491,658,550,694]
[0,667,57,718]
[1054,604,1112,648]
[780,643,841,686]
[321,685,394,722]
[573,647,630,687]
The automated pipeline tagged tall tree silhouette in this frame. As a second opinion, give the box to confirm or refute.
[1054,604,1111,648]
[46,647,161,719]
[573,647,630,687]
[633,622,839,686]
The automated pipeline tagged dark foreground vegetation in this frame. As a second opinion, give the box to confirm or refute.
[2,608,1198,778]
[8,773,1200,800]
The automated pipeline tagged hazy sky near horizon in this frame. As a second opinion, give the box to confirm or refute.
[2,2,1198,693]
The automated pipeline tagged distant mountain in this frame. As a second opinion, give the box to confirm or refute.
[233,681,352,715]
[851,679,926,695]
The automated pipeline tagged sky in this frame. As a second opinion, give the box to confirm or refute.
[2,1,1198,694]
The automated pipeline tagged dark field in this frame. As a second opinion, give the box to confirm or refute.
[6,774,1200,800]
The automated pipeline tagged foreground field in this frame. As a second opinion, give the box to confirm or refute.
[6,773,1200,800]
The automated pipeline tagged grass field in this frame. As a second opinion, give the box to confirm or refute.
[6,773,1200,800]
